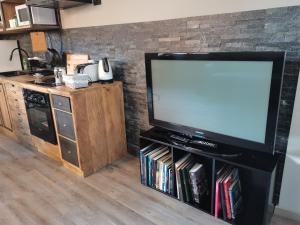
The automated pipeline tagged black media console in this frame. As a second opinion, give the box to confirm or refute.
[139,127,278,225]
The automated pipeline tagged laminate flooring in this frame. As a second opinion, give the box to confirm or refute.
[0,134,297,225]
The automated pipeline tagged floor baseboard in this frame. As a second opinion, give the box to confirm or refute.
[275,207,300,222]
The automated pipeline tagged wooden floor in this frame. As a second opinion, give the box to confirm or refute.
[0,134,298,225]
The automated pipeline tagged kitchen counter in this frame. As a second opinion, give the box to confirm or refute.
[0,74,127,177]
[0,74,120,97]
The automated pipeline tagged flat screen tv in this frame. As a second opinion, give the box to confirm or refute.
[145,52,285,154]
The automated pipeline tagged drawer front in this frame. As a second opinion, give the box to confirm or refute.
[55,110,76,140]
[52,95,72,112]
[59,136,79,167]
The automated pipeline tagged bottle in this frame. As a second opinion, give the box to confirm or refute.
[22,58,28,71]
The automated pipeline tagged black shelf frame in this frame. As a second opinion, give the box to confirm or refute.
[139,127,278,225]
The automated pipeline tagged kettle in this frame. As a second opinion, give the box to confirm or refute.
[76,60,99,82]
[98,58,113,83]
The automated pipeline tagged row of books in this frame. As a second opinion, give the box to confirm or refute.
[140,144,174,194]
[215,167,243,221]
[175,154,209,205]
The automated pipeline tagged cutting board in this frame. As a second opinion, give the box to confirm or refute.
[66,53,89,75]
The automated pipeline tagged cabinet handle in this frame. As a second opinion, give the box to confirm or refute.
[11,84,15,87]
[67,150,71,154]
[58,102,62,106]
[63,123,67,127]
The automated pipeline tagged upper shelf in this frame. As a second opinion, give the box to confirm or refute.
[26,0,101,9]
[0,0,61,35]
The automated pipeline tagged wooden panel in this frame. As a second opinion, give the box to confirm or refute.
[4,82,33,150]
[31,135,61,162]
[59,135,79,167]
[30,32,48,52]
[71,82,127,176]
[54,109,76,140]
[0,83,12,130]
[0,104,3,126]
[51,95,71,112]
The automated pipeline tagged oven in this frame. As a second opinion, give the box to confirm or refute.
[23,89,57,145]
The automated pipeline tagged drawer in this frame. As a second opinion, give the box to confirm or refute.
[59,136,79,167]
[52,95,72,112]
[55,110,76,140]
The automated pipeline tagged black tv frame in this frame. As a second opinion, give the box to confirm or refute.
[145,52,286,155]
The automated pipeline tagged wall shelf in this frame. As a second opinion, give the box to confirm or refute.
[0,0,61,35]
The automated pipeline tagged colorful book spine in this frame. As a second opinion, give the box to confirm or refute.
[224,181,232,220]
[215,180,220,218]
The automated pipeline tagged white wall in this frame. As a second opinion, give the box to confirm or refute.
[278,72,300,220]
[61,0,300,29]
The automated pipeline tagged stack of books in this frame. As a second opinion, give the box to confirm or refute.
[140,144,174,194]
[214,167,243,221]
[175,154,209,205]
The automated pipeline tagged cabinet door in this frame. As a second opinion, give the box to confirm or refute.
[0,84,12,130]
[59,136,79,167]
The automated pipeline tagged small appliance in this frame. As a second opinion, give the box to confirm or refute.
[16,4,57,26]
[76,60,99,82]
[98,58,113,83]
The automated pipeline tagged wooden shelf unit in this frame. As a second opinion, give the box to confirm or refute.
[139,127,278,225]
[0,0,61,35]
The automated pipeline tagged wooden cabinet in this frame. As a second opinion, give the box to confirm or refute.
[0,83,12,130]
[4,82,33,149]
[51,82,127,177]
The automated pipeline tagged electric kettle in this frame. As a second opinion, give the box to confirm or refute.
[98,58,113,83]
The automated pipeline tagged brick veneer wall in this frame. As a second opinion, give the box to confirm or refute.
[2,6,300,203]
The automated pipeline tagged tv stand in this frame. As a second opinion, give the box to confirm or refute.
[139,127,278,225]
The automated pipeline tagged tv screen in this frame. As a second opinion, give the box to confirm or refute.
[145,52,285,154]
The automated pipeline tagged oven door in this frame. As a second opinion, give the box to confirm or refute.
[24,91,57,145]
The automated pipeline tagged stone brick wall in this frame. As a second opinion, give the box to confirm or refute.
[2,6,300,203]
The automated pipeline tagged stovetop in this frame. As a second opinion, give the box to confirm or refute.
[28,78,57,87]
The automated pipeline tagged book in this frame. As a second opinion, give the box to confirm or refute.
[220,176,227,220]
[182,161,195,203]
[156,153,171,189]
[140,144,159,185]
[169,167,174,195]
[178,158,193,201]
[189,163,208,205]
[158,154,172,191]
[223,168,239,220]
[146,146,166,186]
[218,168,232,220]
[152,150,170,188]
[214,166,230,218]
[164,159,173,192]
[175,154,192,200]
[176,155,193,201]
[229,178,243,219]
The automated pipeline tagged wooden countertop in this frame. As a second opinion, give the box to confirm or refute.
[0,74,121,97]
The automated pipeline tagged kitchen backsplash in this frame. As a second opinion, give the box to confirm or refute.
[1,6,300,203]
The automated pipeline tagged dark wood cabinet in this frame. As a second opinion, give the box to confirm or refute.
[140,127,278,225]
